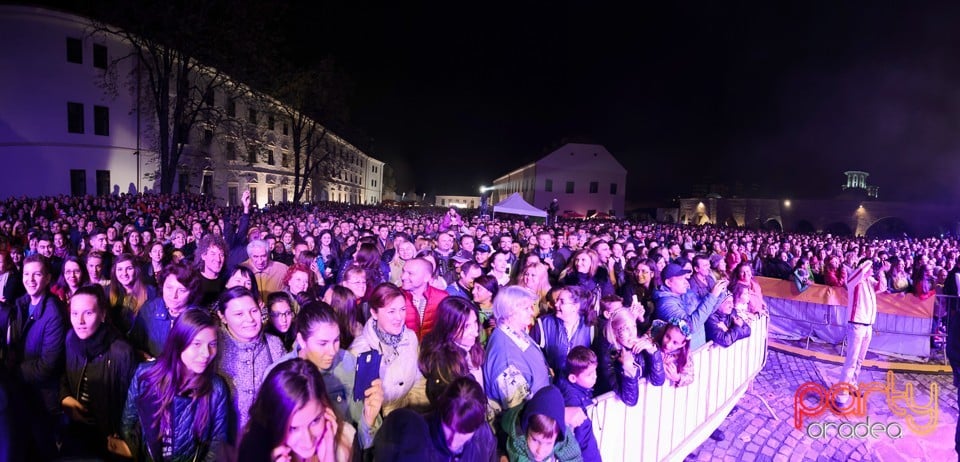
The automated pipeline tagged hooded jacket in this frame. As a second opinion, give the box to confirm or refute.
[501,385,581,462]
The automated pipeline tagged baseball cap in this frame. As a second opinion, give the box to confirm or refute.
[661,263,692,281]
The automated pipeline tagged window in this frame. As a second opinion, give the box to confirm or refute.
[565,181,574,194]
[247,144,258,163]
[178,172,189,193]
[610,183,618,194]
[282,122,289,135]
[226,142,237,160]
[248,108,257,123]
[66,37,82,63]
[176,123,189,144]
[70,169,86,196]
[91,106,108,136]
[282,188,288,203]
[96,170,110,196]
[228,186,238,206]
[267,149,275,165]
[281,150,289,167]
[545,179,553,192]
[267,187,274,203]
[268,114,275,130]
[589,181,599,194]
[202,173,213,196]
[249,186,257,202]
[67,102,84,133]
[202,129,213,146]
[93,44,107,69]
[227,99,236,117]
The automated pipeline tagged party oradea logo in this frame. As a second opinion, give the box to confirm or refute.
[793,371,939,439]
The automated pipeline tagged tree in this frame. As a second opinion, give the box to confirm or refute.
[90,0,273,194]
[268,59,352,205]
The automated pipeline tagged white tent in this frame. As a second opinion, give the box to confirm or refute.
[493,192,547,218]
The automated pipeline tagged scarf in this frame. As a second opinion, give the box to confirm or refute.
[71,323,116,360]
[373,320,404,348]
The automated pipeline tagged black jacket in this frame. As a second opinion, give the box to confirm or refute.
[60,325,137,442]
[704,310,752,347]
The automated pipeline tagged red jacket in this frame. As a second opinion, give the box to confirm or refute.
[403,285,449,341]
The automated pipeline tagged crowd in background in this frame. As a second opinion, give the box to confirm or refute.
[0,190,950,462]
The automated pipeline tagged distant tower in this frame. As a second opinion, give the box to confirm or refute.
[841,171,878,199]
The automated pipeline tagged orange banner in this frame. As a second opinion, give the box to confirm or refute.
[756,277,934,318]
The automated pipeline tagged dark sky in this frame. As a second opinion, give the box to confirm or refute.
[46,0,960,204]
[287,1,960,204]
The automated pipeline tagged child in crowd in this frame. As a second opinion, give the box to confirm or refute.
[502,385,582,462]
[654,319,694,387]
[705,284,752,347]
[557,346,602,462]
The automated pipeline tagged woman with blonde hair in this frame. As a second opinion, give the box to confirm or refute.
[516,261,552,317]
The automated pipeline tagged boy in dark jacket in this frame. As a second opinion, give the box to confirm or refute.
[556,346,601,462]
[704,291,751,347]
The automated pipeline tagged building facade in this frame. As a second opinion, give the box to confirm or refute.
[0,6,382,205]
[490,143,627,217]
[435,195,480,208]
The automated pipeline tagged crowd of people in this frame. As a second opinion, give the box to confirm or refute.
[0,189,951,461]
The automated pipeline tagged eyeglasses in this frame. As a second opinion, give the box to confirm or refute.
[270,311,294,319]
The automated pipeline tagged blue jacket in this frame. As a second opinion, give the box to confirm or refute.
[557,378,601,462]
[530,314,593,378]
[129,297,179,358]
[10,292,65,414]
[653,288,719,350]
[122,363,229,462]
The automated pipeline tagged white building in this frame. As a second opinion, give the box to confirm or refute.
[0,5,383,205]
[490,143,627,217]
[435,195,480,208]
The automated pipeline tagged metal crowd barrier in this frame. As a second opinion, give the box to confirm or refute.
[589,315,769,462]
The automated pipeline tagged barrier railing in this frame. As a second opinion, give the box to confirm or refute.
[758,277,936,361]
[590,314,769,462]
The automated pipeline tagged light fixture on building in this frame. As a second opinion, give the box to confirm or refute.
[784,200,791,208]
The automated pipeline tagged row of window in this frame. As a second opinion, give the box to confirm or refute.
[69,169,110,196]
[66,37,107,69]
[544,179,618,195]
[67,102,110,136]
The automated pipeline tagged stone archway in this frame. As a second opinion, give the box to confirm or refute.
[823,221,854,236]
[763,218,782,232]
[865,217,911,239]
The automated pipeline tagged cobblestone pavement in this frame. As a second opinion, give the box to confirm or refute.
[686,349,957,462]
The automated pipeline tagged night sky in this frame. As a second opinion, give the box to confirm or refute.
[293,1,960,205]
[44,1,960,205]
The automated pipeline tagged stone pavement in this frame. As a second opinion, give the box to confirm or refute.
[685,349,958,462]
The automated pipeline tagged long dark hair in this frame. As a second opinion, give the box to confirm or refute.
[139,308,219,442]
[265,291,298,351]
[241,358,333,461]
[109,253,150,314]
[421,296,484,369]
[326,285,363,347]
